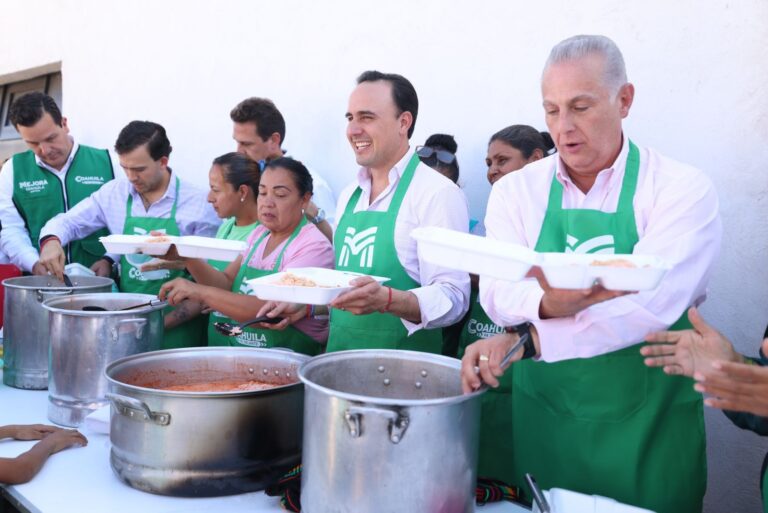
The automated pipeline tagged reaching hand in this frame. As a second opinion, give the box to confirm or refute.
[695,359,768,417]
[642,307,743,376]
[330,277,388,315]
[140,258,186,272]
[37,239,67,282]
[9,424,61,441]
[38,429,88,454]
[158,278,201,306]
[256,301,306,330]
[90,258,113,278]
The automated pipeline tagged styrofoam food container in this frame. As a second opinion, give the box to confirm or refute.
[411,226,536,281]
[99,234,178,256]
[538,253,671,291]
[174,236,247,262]
[246,267,390,305]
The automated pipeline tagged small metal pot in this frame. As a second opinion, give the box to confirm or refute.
[2,275,113,389]
[105,347,309,497]
[42,292,166,426]
[299,350,485,513]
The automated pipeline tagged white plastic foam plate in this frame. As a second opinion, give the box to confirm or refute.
[99,234,178,256]
[537,253,671,291]
[246,267,390,305]
[174,236,247,262]
[411,226,536,281]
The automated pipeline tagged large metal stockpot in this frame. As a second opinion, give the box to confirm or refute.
[42,292,165,426]
[299,350,485,513]
[2,275,113,389]
[105,347,309,497]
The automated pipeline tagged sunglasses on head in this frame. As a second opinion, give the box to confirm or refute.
[416,145,456,165]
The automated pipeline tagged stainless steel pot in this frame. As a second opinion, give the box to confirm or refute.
[43,292,166,427]
[299,350,485,513]
[2,275,113,389]
[105,347,309,497]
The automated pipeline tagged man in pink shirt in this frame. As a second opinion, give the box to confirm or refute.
[461,35,721,513]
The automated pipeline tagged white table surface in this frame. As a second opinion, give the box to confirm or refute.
[0,372,528,513]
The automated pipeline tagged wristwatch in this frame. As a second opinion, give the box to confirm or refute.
[504,322,536,359]
[310,208,326,225]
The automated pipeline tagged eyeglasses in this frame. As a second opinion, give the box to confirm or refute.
[416,145,456,165]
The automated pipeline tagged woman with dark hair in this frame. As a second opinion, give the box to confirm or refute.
[485,125,555,186]
[416,133,460,184]
[159,157,333,354]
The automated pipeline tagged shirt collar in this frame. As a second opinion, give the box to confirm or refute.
[128,169,176,204]
[554,135,629,191]
[35,138,78,174]
[354,147,413,204]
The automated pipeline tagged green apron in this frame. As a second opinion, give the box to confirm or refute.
[457,290,511,480]
[12,146,113,267]
[120,177,206,349]
[327,153,442,353]
[763,469,768,513]
[206,218,320,355]
[498,141,706,513]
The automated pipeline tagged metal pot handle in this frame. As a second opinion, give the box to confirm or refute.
[345,405,409,444]
[110,318,148,340]
[36,288,73,302]
[106,392,171,426]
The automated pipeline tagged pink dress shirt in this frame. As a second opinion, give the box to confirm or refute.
[480,137,722,362]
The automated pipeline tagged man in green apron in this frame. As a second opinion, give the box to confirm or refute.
[0,92,113,275]
[461,36,721,513]
[254,71,470,353]
[38,121,220,349]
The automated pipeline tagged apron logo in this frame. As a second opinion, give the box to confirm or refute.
[18,179,49,193]
[466,319,505,339]
[565,234,615,254]
[238,282,251,294]
[338,226,378,268]
[236,332,267,346]
[125,227,170,280]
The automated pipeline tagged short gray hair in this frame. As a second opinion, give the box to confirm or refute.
[543,35,628,95]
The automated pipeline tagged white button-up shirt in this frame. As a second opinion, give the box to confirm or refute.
[480,137,722,362]
[40,172,220,259]
[335,149,471,334]
[0,140,118,271]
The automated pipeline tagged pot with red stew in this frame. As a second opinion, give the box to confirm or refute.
[105,346,308,497]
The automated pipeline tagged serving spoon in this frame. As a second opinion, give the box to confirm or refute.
[214,316,285,336]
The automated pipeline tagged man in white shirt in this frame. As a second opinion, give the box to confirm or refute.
[229,97,335,240]
[38,121,220,348]
[258,71,470,353]
[460,35,720,513]
[0,92,114,274]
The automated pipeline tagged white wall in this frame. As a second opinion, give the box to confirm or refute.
[2,0,767,510]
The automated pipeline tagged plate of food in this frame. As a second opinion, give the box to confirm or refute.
[411,226,536,281]
[99,234,179,256]
[246,267,390,305]
[537,253,671,291]
[174,236,247,262]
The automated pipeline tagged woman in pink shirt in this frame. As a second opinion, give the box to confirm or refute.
[159,157,334,354]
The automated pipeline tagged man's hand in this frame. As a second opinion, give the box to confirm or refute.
[330,277,388,315]
[255,301,306,330]
[529,267,633,319]
[158,278,201,306]
[642,307,744,376]
[695,356,768,417]
[91,259,113,278]
[38,239,66,281]
[460,332,523,393]
[31,261,48,276]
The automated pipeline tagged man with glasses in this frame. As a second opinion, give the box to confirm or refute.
[258,70,470,354]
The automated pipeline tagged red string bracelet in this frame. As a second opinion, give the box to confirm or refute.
[382,286,393,312]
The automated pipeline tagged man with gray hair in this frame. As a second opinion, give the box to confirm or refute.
[461,35,721,512]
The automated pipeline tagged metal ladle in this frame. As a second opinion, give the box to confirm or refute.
[82,299,166,312]
[214,316,285,336]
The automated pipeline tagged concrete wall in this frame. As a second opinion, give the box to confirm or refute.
[1,0,766,510]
